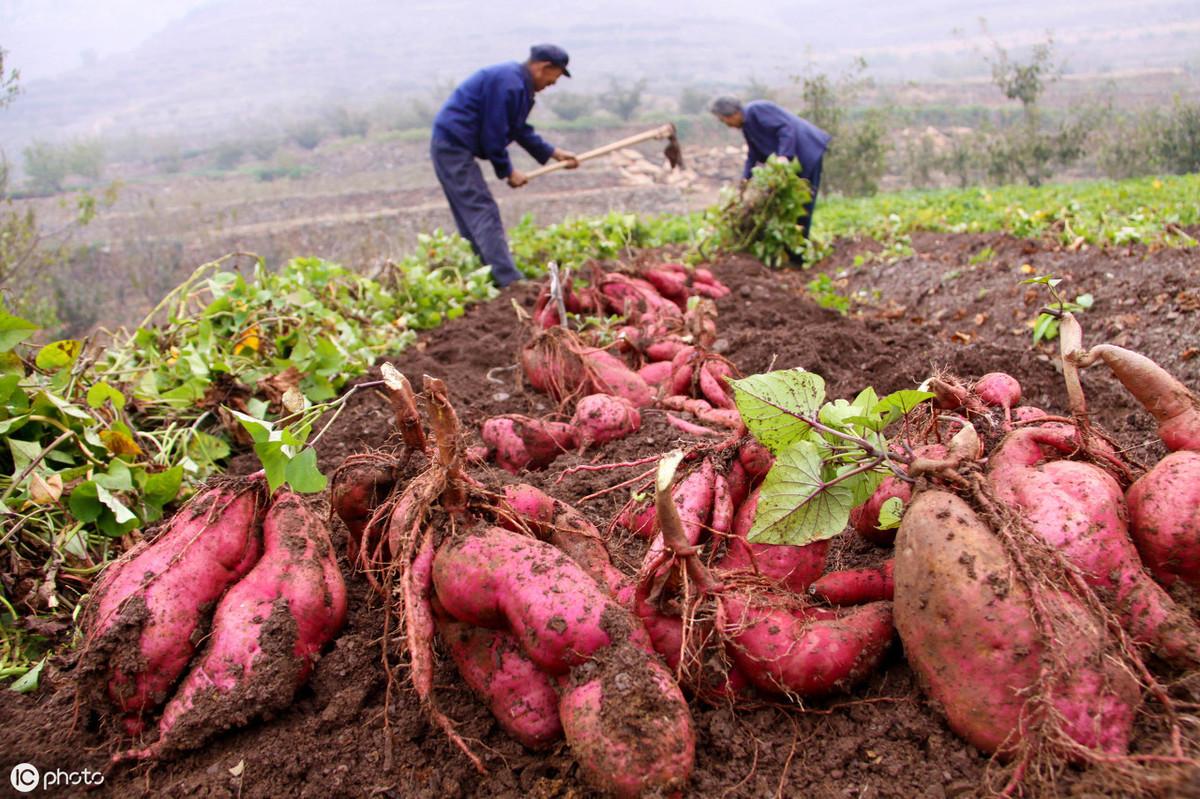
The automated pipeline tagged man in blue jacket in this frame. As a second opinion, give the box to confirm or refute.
[711,96,831,258]
[431,44,579,287]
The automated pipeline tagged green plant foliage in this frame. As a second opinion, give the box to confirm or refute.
[729,369,933,546]
[700,155,813,267]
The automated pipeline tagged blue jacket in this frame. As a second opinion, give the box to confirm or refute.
[741,100,831,181]
[432,62,556,180]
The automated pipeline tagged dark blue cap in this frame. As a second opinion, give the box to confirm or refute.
[529,43,571,77]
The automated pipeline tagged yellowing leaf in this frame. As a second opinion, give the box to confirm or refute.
[35,339,83,371]
[29,472,64,504]
[234,325,261,355]
[100,429,143,456]
[1019,263,1035,274]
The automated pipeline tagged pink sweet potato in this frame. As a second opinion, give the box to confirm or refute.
[645,339,689,362]
[989,426,1200,667]
[581,347,654,408]
[894,489,1139,756]
[721,595,894,697]
[80,479,266,718]
[643,268,689,308]
[699,361,734,409]
[1012,405,1049,423]
[1075,344,1200,451]
[643,459,716,573]
[974,372,1022,410]
[571,393,641,447]
[849,475,911,547]
[637,359,675,388]
[124,492,347,757]
[810,561,894,605]
[715,485,828,593]
[1126,450,1200,590]
[436,618,562,749]
[481,415,578,473]
[432,526,636,674]
[331,457,398,561]
[738,439,774,479]
[558,642,695,799]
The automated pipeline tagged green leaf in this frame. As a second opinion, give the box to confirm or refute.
[187,430,231,464]
[35,339,83,371]
[95,460,134,492]
[38,390,92,420]
[230,408,274,443]
[68,481,103,523]
[10,657,47,693]
[748,439,856,546]
[95,483,137,525]
[1075,293,1094,309]
[0,311,39,352]
[8,437,42,473]
[873,390,936,429]
[878,496,905,530]
[730,369,826,454]
[86,381,126,410]
[284,447,327,493]
[1032,314,1058,345]
[0,414,29,436]
[0,373,20,404]
[254,440,290,493]
[143,466,184,506]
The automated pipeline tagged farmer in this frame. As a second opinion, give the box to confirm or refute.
[710,96,831,261]
[431,44,580,287]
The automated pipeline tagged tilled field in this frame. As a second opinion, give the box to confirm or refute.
[4,232,1199,798]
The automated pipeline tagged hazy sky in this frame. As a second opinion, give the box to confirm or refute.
[3,0,206,80]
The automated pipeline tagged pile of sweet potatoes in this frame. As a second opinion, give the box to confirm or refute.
[78,478,347,759]
[878,318,1200,784]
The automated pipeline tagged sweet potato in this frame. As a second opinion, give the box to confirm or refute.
[989,426,1200,667]
[124,492,347,757]
[80,479,266,718]
[1012,405,1049,423]
[436,618,562,749]
[432,526,638,674]
[521,331,588,400]
[1126,450,1200,590]
[699,361,734,409]
[1075,344,1200,451]
[715,485,828,593]
[331,457,398,562]
[501,484,632,602]
[637,359,675,388]
[738,439,774,479]
[581,347,654,408]
[558,641,695,799]
[974,372,1022,410]
[645,339,689,362]
[481,415,578,473]
[894,489,1139,755]
[721,595,894,697]
[643,268,689,308]
[571,394,641,447]
[810,561,894,605]
[849,475,911,547]
[643,458,716,574]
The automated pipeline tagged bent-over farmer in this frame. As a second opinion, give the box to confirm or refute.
[710,96,831,261]
[431,44,579,287]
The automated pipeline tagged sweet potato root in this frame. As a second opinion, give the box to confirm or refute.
[118,492,347,758]
[1075,344,1200,451]
[989,426,1200,667]
[1126,450,1200,590]
[80,479,266,719]
[810,561,895,605]
[571,393,641,448]
[558,641,695,799]
[715,485,828,593]
[481,415,578,473]
[894,490,1138,756]
[436,618,563,749]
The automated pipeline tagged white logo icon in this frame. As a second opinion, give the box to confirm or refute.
[10,763,39,793]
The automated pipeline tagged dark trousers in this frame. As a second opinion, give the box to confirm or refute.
[799,157,823,243]
[430,139,522,287]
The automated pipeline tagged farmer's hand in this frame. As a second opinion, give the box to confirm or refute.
[552,149,580,169]
[508,170,529,188]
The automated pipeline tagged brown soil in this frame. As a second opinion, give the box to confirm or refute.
[3,232,1198,798]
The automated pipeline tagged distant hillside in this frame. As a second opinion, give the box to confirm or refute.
[2,0,1198,148]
